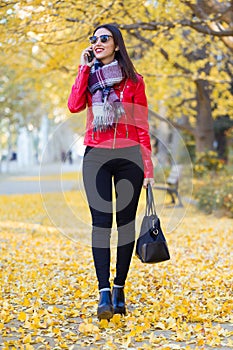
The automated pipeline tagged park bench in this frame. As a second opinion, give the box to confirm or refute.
[153,164,184,207]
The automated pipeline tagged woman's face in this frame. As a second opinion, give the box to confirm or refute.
[92,28,118,65]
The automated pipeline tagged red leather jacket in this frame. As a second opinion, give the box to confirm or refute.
[68,65,153,178]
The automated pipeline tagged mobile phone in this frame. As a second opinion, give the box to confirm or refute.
[88,50,95,62]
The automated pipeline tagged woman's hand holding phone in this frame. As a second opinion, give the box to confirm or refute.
[81,47,95,66]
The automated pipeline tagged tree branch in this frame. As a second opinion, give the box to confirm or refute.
[180,19,233,37]
[120,19,233,37]
[159,48,192,75]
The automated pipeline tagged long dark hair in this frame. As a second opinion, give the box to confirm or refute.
[93,24,138,82]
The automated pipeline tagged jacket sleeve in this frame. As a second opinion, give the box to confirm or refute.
[67,65,90,113]
[133,76,154,178]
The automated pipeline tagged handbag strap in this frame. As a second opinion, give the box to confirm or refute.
[146,184,157,216]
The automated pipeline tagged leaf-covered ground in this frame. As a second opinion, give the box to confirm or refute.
[0,191,233,349]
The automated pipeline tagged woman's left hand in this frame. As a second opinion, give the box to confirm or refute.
[143,178,155,188]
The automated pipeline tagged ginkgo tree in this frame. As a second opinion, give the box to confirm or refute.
[0,0,232,155]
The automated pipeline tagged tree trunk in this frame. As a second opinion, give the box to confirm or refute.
[195,79,215,152]
[156,102,171,166]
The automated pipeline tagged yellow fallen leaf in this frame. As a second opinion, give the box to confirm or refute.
[111,314,121,324]
[23,334,32,344]
[22,298,31,307]
[98,319,109,329]
[53,327,61,336]
[18,311,27,322]
[74,289,81,298]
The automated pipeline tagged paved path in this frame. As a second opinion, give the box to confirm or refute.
[0,161,82,195]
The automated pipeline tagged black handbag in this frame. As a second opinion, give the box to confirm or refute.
[136,184,170,263]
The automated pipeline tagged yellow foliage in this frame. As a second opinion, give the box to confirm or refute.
[0,0,232,126]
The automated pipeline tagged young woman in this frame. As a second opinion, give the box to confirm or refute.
[68,24,154,320]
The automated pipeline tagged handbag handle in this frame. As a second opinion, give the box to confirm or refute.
[146,184,157,216]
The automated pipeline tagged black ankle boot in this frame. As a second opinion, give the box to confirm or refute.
[97,291,114,320]
[112,287,126,315]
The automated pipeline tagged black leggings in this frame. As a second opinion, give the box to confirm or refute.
[82,146,144,290]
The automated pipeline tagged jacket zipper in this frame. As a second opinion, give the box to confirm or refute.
[112,80,128,149]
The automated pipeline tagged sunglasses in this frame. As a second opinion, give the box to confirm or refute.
[89,34,113,44]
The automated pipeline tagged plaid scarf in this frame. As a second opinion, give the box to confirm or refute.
[88,59,125,131]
